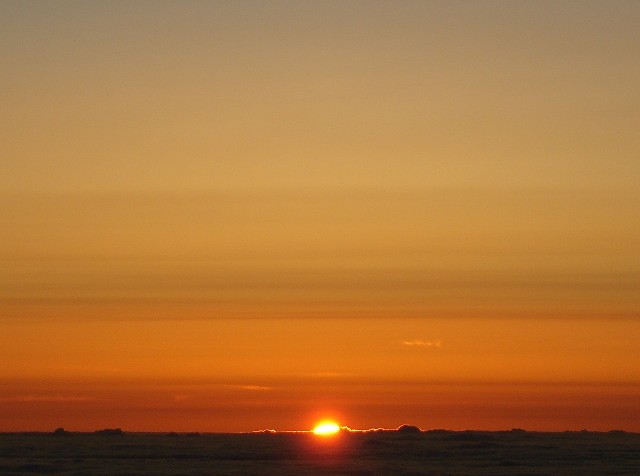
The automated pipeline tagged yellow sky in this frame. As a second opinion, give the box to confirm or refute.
[1,1,639,431]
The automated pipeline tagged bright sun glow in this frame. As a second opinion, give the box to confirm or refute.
[313,421,341,436]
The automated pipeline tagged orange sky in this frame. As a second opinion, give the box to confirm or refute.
[1,1,639,432]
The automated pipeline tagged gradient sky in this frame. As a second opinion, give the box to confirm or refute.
[1,1,639,432]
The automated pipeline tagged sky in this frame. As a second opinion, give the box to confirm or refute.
[1,0,639,432]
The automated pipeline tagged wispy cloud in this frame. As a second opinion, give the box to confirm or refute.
[230,385,271,391]
[401,339,442,348]
[172,386,270,401]
[0,395,93,403]
[196,382,273,392]
[311,372,354,378]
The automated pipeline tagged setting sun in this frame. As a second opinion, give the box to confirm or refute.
[312,421,341,436]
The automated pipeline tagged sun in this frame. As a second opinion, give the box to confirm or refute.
[312,421,341,436]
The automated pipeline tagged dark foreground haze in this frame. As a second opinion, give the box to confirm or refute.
[1,430,638,475]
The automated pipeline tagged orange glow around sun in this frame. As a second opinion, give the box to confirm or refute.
[313,421,341,436]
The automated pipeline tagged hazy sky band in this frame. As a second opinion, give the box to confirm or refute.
[2,188,637,321]
[2,1,639,192]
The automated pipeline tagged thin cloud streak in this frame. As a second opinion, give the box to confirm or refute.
[402,339,442,348]
[0,395,93,403]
